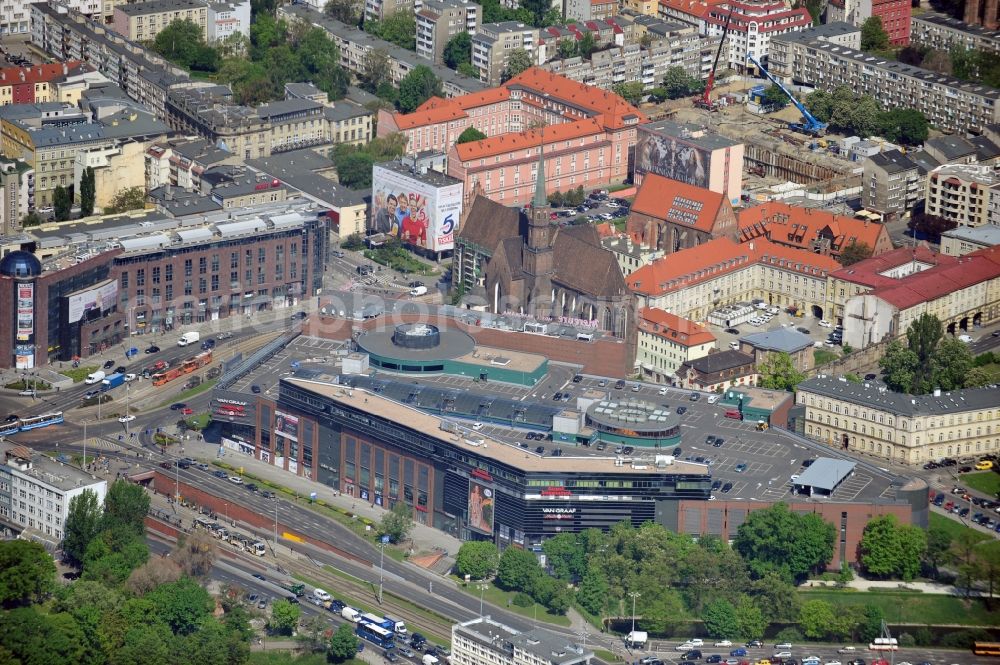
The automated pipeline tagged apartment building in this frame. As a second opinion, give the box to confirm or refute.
[737,201,894,260]
[452,618,592,665]
[862,150,922,220]
[1,0,31,35]
[417,0,481,64]
[0,445,107,545]
[112,0,209,43]
[0,158,33,235]
[472,21,539,86]
[828,0,910,45]
[1,107,169,207]
[797,376,1000,466]
[0,62,90,106]
[206,0,250,42]
[941,225,1000,257]
[636,307,717,383]
[910,12,1000,54]
[32,3,191,119]
[627,236,841,322]
[925,163,1000,228]
[964,0,1000,30]
[364,0,414,22]
[591,0,618,19]
[145,136,241,191]
[769,28,1000,134]
[839,245,1000,349]
[660,0,812,70]
[278,4,487,98]
[601,234,664,276]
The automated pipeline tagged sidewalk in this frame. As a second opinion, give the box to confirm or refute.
[183,435,463,560]
[806,578,984,597]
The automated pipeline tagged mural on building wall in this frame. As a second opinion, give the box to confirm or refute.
[635,131,709,189]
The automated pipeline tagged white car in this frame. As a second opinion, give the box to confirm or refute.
[836,648,856,655]
[689,640,704,647]
[774,653,792,659]
[118,414,136,423]
[818,320,833,328]
[825,660,842,665]
[18,389,35,396]
[958,334,974,343]
[658,387,668,395]
[124,373,137,382]
[472,422,484,431]
[676,643,696,651]
[228,476,243,484]
[715,640,733,648]
[768,306,780,314]
[775,644,792,650]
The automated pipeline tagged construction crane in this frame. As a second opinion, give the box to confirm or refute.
[746,52,827,136]
[694,10,732,111]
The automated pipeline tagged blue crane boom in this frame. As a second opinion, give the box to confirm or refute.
[746,53,827,135]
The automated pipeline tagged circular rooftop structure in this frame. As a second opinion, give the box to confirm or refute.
[0,250,42,279]
[392,323,442,350]
[356,325,476,374]
[585,398,681,447]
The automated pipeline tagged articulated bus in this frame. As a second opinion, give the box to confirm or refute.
[355,623,394,649]
[974,642,1000,657]
[18,413,64,430]
[869,638,898,652]
[359,613,395,632]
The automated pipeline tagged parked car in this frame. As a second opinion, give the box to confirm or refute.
[103,360,116,369]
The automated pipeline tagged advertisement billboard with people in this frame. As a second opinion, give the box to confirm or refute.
[635,129,709,189]
[66,280,119,324]
[274,411,299,442]
[467,480,495,535]
[370,164,463,253]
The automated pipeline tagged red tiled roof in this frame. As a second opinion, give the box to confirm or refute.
[829,246,951,288]
[454,118,604,161]
[628,236,839,296]
[737,201,891,255]
[638,307,717,346]
[871,247,1000,309]
[594,222,616,238]
[390,88,511,130]
[659,0,724,18]
[0,61,85,86]
[631,173,727,234]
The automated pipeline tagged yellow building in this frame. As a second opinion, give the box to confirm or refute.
[112,0,208,42]
[636,307,717,383]
[797,376,1000,466]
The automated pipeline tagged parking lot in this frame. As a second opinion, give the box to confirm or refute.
[228,336,351,397]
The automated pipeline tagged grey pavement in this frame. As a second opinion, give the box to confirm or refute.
[805,578,986,597]
[182,435,463,559]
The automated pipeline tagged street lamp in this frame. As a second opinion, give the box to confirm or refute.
[478,583,488,618]
[378,537,388,604]
[273,496,278,555]
[628,591,641,640]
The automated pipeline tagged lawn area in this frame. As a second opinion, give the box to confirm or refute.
[454,581,571,627]
[363,246,438,277]
[157,378,218,407]
[813,349,839,365]
[185,412,211,430]
[59,365,98,383]
[798,587,1000,626]
[975,362,1000,382]
[960,471,1000,499]
[928,511,992,544]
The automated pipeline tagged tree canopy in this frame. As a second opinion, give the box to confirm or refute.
[0,541,56,607]
[457,127,488,144]
[444,32,472,70]
[734,503,835,584]
[455,541,499,580]
[503,48,533,82]
[104,187,147,215]
[63,489,103,567]
[860,16,890,51]
[397,66,443,113]
[80,167,95,217]
[839,241,873,266]
[377,501,414,544]
[328,623,359,662]
[53,185,71,222]
[879,314,979,393]
[662,66,704,99]
[364,11,416,50]
[806,86,928,144]
[757,352,806,391]
[858,514,927,581]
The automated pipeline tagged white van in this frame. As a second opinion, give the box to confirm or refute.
[177,331,200,347]
[84,370,106,385]
[409,285,428,297]
[311,588,331,602]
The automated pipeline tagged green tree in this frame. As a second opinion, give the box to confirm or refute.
[105,187,147,214]
[145,577,213,635]
[367,11,416,50]
[734,503,835,584]
[557,38,577,59]
[455,541,499,580]
[521,0,554,26]
[82,527,149,585]
[805,89,833,121]
[924,525,952,577]
[103,479,151,536]
[361,48,393,93]
[637,587,687,635]
[63,488,104,567]
[335,152,375,189]
[965,366,993,388]
[861,16,890,51]
[858,604,885,642]
[457,127,488,144]
[734,595,767,641]
[21,211,43,227]
[152,19,219,72]
[328,623,359,662]
[377,501,414,544]
[324,0,360,23]
[762,84,790,108]
[0,540,56,606]
[0,607,87,663]
[859,514,927,581]
[878,108,929,145]
[702,599,739,639]
[931,336,973,391]
[444,32,472,69]
[269,598,301,635]
[397,65,443,112]
[748,572,801,623]
[757,352,806,391]
[907,313,943,392]
[542,533,587,581]
[496,546,541,591]
[80,166,95,217]
[458,62,479,78]
[578,32,596,58]
[878,340,919,393]
[839,241,873,266]
[799,599,835,639]
[976,541,1000,609]
[662,66,704,99]
[502,48,533,82]
[576,565,609,616]
[53,185,71,221]
[612,81,645,106]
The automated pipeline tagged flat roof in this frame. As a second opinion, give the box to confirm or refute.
[284,377,708,475]
[794,457,856,492]
[376,159,463,188]
[798,376,1000,417]
[116,0,206,15]
[2,443,106,493]
[941,224,1000,246]
[585,398,680,433]
[639,119,742,151]
[356,326,476,362]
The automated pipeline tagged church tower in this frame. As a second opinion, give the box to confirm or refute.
[522,139,554,318]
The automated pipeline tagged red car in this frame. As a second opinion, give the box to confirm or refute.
[944,500,954,511]
[181,407,193,415]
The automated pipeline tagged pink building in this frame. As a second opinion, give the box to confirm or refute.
[379,68,646,206]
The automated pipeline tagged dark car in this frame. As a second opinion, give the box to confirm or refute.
[623,446,635,455]
[170,402,187,410]
[721,482,734,493]
[706,435,717,445]
[4,414,19,423]
[714,437,725,447]
[252,573,266,581]
[103,360,115,369]
[706,657,723,664]
[329,599,345,612]
[385,652,399,663]
[201,339,216,350]
[673,446,682,456]
[245,483,258,493]
[535,446,545,454]
[689,392,700,401]
[711,480,722,491]
[553,392,563,401]
[730,649,747,658]
[802,458,815,467]
[214,470,229,479]
[684,653,703,661]
[160,461,173,469]
[725,328,740,334]
[573,374,583,383]
[409,634,427,649]
[408,281,424,288]
[145,345,160,354]
[114,366,126,374]
[745,641,763,648]
[960,507,970,517]
[251,385,261,394]
[848,659,866,665]
[614,379,626,389]
[676,406,687,415]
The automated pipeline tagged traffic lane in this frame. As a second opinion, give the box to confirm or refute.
[640,644,987,665]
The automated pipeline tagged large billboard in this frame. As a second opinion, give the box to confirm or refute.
[67,280,119,324]
[635,129,710,189]
[468,480,495,535]
[16,282,33,342]
[370,164,463,252]
[274,411,299,442]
